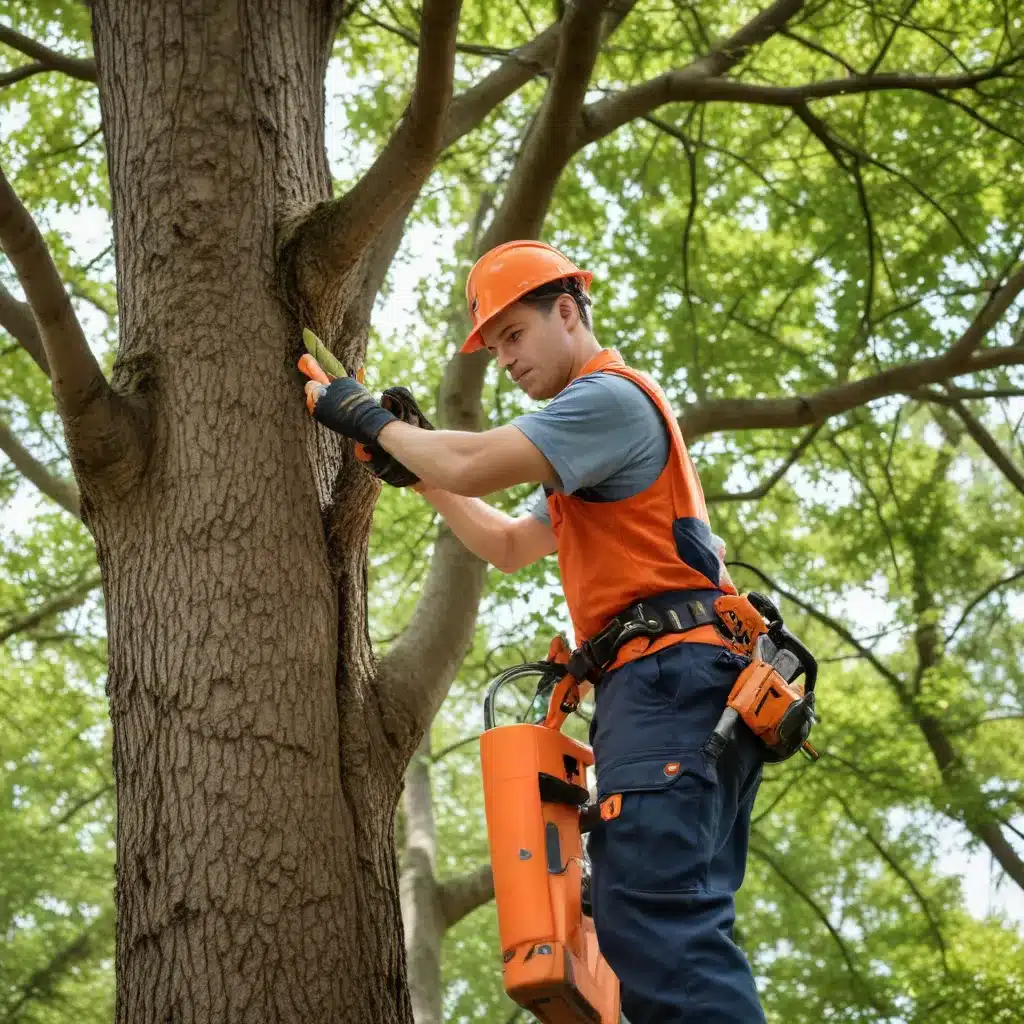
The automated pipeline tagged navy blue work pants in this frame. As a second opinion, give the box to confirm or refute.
[587,641,766,1023]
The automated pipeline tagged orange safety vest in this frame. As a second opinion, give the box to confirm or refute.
[546,349,737,671]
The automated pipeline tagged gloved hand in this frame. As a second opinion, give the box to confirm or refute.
[308,374,398,446]
[358,386,435,488]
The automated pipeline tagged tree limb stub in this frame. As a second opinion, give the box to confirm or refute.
[0,23,96,84]
[0,417,81,517]
[438,863,494,928]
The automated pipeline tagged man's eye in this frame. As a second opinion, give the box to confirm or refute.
[509,331,522,342]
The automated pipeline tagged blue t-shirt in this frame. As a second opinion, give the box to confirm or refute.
[512,372,669,525]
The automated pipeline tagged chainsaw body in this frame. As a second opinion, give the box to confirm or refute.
[480,662,619,1023]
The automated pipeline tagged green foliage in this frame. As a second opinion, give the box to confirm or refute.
[3,0,1024,1020]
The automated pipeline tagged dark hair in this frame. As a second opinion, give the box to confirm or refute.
[519,276,593,330]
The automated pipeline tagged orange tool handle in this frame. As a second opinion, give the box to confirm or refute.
[298,353,331,386]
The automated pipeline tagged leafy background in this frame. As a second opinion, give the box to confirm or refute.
[3,1,1023,1021]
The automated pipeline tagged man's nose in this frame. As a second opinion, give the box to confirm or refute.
[496,346,514,369]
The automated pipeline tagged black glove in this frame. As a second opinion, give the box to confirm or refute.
[360,386,435,488]
[313,376,397,445]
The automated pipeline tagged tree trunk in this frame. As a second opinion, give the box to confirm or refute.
[87,3,410,1020]
[400,737,445,1024]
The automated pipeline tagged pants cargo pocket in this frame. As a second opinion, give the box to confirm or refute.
[593,752,718,895]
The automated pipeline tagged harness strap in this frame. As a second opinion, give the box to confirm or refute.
[567,588,729,683]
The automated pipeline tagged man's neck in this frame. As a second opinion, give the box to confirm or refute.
[568,333,603,380]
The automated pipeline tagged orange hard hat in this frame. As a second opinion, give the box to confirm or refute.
[461,240,593,353]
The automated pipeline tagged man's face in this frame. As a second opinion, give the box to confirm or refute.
[480,298,575,400]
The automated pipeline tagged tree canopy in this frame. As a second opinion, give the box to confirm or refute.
[2,1,1023,1021]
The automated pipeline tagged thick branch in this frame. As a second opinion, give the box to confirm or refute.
[1,163,148,496]
[298,0,461,279]
[0,23,96,84]
[579,59,1023,144]
[0,165,105,418]
[0,281,48,374]
[443,0,639,148]
[0,568,100,643]
[0,417,80,516]
[438,863,494,928]
[377,527,487,758]
[579,0,806,145]
[679,300,1024,441]
[487,0,610,242]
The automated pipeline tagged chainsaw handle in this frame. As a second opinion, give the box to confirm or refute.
[483,662,565,731]
[768,625,818,693]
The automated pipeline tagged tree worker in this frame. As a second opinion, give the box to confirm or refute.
[301,240,767,1023]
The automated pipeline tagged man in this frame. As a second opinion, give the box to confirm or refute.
[303,240,767,1023]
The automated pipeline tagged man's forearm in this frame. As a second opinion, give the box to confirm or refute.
[377,421,487,494]
[375,419,557,497]
[419,488,516,569]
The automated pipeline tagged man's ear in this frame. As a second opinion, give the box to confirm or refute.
[557,293,579,330]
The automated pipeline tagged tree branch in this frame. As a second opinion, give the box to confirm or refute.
[0,417,80,516]
[679,264,1024,441]
[945,567,1024,644]
[1,912,110,1024]
[0,166,105,416]
[377,5,630,750]
[749,837,888,1013]
[826,784,949,971]
[294,0,462,282]
[945,395,1024,495]
[377,527,487,760]
[0,23,96,85]
[0,162,148,496]
[488,0,610,240]
[0,567,100,643]
[41,781,113,832]
[728,560,906,691]
[0,281,48,374]
[705,424,822,503]
[442,0,639,149]
[578,58,1024,146]
[438,863,494,928]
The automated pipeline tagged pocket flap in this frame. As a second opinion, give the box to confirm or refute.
[596,751,714,800]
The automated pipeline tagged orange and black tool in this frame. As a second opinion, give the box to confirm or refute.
[479,644,619,1024]
[705,593,819,764]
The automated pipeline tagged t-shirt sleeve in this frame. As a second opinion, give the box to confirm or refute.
[511,373,662,496]
[528,487,552,525]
